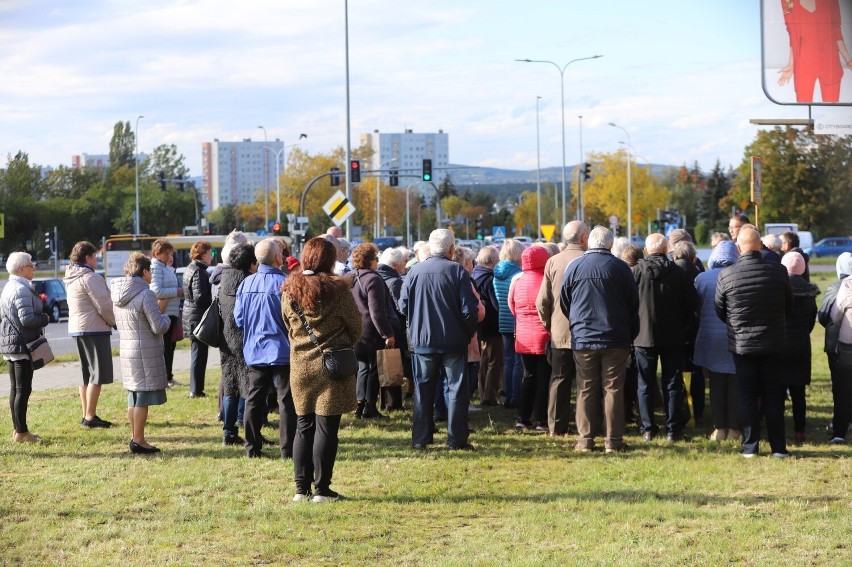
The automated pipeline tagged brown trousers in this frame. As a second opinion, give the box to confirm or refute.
[573,349,629,450]
[477,335,503,404]
[548,347,576,435]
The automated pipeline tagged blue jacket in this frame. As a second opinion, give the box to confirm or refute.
[398,254,478,354]
[234,264,290,366]
[493,260,521,334]
[560,248,639,350]
[694,241,738,373]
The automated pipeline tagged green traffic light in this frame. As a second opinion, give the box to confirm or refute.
[423,174,431,181]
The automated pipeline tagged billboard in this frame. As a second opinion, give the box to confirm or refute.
[761,0,852,105]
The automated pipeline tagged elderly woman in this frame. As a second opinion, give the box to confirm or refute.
[472,245,502,407]
[281,237,362,502]
[453,246,485,409]
[347,242,396,419]
[672,239,703,425]
[182,240,214,398]
[111,253,171,454]
[217,243,257,446]
[376,246,409,411]
[493,239,524,408]
[149,238,183,388]
[65,241,116,428]
[780,252,819,446]
[1,252,50,443]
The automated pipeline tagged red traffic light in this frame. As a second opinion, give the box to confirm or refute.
[350,161,359,169]
[272,222,281,233]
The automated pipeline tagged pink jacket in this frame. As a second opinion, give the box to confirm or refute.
[509,246,551,355]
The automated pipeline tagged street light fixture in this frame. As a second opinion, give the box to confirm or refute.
[262,137,307,225]
[609,122,632,240]
[134,115,144,235]
[517,55,603,228]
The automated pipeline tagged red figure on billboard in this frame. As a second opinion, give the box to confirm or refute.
[777,0,852,103]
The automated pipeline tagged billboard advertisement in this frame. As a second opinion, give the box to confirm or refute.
[761,0,852,105]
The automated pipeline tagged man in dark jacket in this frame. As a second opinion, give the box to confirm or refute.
[399,229,479,450]
[715,227,793,458]
[472,245,502,406]
[560,226,639,453]
[633,233,698,442]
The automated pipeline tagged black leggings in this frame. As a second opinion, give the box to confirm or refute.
[8,359,34,433]
[293,414,342,495]
[788,384,807,434]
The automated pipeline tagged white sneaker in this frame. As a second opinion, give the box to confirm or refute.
[468,405,482,412]
[311,490,341,503]
[770,452,791,459]
[828,437,846,444]
[740,451,757,459]
[293,493,311,502]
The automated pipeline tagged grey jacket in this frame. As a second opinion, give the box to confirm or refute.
[149,257,181,317]
[111,276,171,391]
[64,264,115,335]
[0,275,50,354]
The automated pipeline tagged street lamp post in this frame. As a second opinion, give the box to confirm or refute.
[517,55,602,228]
[257,126,269,230]
[134,115,144,235]
[375,158,398,238]
[263,145,286,224]
[609,122,632,240]
[535,96,542,239]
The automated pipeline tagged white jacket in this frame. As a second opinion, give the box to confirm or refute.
[149,258,181,317]
[64,264,115,335]
[831,275,852,345]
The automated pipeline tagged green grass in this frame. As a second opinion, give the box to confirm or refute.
[0,272,850,565]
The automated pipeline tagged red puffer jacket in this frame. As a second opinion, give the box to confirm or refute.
[509,246,551,354]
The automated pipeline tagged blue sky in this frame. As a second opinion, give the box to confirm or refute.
[1,0,848,178]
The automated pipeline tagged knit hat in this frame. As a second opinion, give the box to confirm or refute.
[286,256,300,271]
[781,251,805,276]
[837,252,852,278]
[668,229,693,246]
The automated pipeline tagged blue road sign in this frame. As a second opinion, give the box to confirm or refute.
[492,226,506,239]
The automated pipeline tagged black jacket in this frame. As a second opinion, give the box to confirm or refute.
[783,274,818,385]
[632,254,698,348]
[714,251,793,355]
[472,264,500,338]
[347,268,397,359]
[819,278,844,354]
[182,259,212,336]
[376,263,408,347]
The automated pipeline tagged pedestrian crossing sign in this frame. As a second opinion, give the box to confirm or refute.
[492,226,506,239]
[322,190,356,227]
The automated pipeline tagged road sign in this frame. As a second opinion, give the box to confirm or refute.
[751,156,763,205]
[608,215,618,225]
[492,226,506,239]
[540,224,556,242]
[322,190,356,227]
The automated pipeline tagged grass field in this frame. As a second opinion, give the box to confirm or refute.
[0,273,850,565]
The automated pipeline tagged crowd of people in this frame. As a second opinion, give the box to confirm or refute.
[2,217,851,499]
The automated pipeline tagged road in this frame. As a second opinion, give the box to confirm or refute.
[44,320,121,356]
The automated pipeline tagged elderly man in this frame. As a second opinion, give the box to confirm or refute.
[716,227,793,458]
[377,246,409,410]
[560,226,638,452]
[326,226,343,238]
[761,234,782,263]
[399,229,479,450]
[234,238,296,459]
[472,245,502,406]
[633,233,698,442]
[536,220,588,436]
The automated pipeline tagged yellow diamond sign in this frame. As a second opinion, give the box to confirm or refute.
[322,190,356,227]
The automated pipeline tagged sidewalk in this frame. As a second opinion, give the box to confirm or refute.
[3,348,221,395]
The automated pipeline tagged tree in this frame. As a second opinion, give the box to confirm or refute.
[146,144,190,182]
[437,174,457,200]
[108,121,135,170]
[698,160,730,234]
[0,152,48,254]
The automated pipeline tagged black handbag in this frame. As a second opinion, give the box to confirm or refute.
[291,301,357,380]
[192,297,222,348]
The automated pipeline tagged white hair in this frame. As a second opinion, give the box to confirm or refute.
[428,229,455,256]
[6,252,33,275]
[221,229,249,266]
[611,237,631,260]
[645,233,668,254]
[379,247,405,267]
[761,234,781,252]
[337,237,352,253]
[588,226,614,250]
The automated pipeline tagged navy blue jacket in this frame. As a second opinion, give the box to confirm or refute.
[398,254,478,354]
[560,248,639,350]
[472,264,500,338]
[234,264,290,366]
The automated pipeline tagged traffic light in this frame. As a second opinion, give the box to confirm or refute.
[330,167,340,187]
[422,159,432,182]
[44,231,51,250]
[177,175,185,192]
[349,160,361,183]
[272,222,281,236]
[475,215,484,239]
[389,168,399,187]
[652,219,661,232]
[583,162,592,181]
[159,171,167,191]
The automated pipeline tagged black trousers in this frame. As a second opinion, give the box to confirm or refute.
[8,359,34,433]
[734,353,787,455]
[293,413,342,495]
[163,316,179,380]
[787,384,806,434]
[356,354,379,404]
[519,354,550,425]
[189,338,208,395]
[244,365,295,458]
[830,346,852,439]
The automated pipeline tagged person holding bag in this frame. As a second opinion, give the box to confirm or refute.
[181,241,213,398]
[1,252,50,443]
[149,239,183,388]
[281,237,362,502]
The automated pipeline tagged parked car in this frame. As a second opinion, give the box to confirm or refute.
[373,237,401,252]
[32,278,68,322]
[805,237,852,258]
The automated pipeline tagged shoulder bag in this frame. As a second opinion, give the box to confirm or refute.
[192,297,222,348]
[27,335,55,370]
[291,301,357,381]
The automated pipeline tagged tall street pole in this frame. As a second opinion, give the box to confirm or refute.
[134,115,144,236]
[535,96,542,239]
[344,0,353,239]
[609,122,632,240]
[257,126,269,231]
[577,115,584,222]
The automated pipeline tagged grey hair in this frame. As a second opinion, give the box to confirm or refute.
[452,246,475,268]
[476,245,499,267]
[255,238,281,266]
[221,229,249,266]
[499,239,525,263]
[761,234,781,252]
[428,229,455,256]
[6,251,33,275]
[672,240,696,262]
[541,242,560,256]
[379,247,405,267]
[563,220,588,244]
[611,237,631,260]
[645,233,668,254]
[588,226,614,250]
[337,237,352,253]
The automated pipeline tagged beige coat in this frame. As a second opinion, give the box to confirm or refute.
[64,264,115,334]
[281,285,362,416]
[536,244,585,349]
[111,276,171,392]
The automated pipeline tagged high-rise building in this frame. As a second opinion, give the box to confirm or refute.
[360,129,449,182]
[71,153,110,169]
[202,138,284,211]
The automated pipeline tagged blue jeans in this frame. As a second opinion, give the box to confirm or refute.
[635,346,684,435]
[411,352,469,448]
[501,334,523,406]
[222,395,240,436]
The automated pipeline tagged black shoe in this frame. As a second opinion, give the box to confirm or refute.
[259,434,277,446]
[129,440,161,454]
[449,443,476,451]
[355,401,365,419]
[362,404,388,419]
[189,392,208,398]
[82,415,112,428]
[222,434,244,446]
[247,449,264,458]
[311,489,342,503]
[412,443,427,450]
